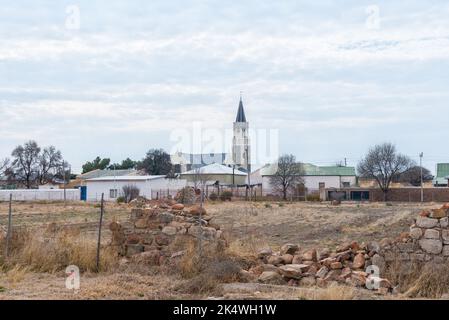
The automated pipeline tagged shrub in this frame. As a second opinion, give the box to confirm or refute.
[176,240,243,294]
[219,191,233,202]
[209,193,218,201]
[175,187,196,205]
[123,185,140,203]
[116,196,126,204]
[306,193,321,202]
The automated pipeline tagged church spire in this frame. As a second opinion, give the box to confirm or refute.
[235,95,247,123]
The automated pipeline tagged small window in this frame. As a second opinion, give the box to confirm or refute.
[342,182,350,188]
[109,189,118,198]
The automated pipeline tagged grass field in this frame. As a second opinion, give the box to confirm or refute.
[0,200,443,300]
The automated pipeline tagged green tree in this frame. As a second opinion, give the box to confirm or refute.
[137,149,173,175]
[82,157,111,174]
[108,158,137,170]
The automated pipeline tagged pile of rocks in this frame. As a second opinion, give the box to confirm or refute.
[109,199,225,264]
[248,203,449,294]
[250,242,392,294]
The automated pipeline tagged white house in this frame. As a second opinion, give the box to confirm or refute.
[180,163,248,186]
[251,163,357,194]
[85,175,187,202]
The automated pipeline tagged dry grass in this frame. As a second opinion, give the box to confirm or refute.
[383,256,449,299]
[303,284,355,300]
[403,263,449,298]
[0,227,118,273]
[175,239,249,295]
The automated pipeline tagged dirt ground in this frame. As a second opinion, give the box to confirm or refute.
[0,200,442,300]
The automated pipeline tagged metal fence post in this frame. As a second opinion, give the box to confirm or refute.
[96,193,105,271]
[5,194,13,258]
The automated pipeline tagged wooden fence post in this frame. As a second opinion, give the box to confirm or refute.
[5,194,12,258]
[96,193,105,272]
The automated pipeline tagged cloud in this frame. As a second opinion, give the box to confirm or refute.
[1,1,449,172]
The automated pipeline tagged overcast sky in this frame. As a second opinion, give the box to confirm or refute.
[1,1,449,174]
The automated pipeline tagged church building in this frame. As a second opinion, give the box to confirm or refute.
[171,96,251,173]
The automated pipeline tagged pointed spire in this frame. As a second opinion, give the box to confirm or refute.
[236,95,247,122]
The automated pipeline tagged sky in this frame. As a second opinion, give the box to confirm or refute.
[1,1,449,174]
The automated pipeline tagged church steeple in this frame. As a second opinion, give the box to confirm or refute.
[235,96,247,123]
[232,95,250,171]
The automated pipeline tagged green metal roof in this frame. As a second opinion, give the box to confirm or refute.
[434,163,449,185]
[436,163,449,178]
[260,163,356,177]
[302,164,356,176]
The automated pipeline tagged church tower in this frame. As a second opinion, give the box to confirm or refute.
[232,96,250,172]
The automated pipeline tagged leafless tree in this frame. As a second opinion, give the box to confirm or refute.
[0,158,10,176]
[10,141,41,188]
[9,141,66,188]
[270,154,305,200]
[394,165,433,186]
[37,146,63,185]
[357,142,414,201]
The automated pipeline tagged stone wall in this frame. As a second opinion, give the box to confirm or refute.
[391,204,449,262]
[248,203,449,294]
[109,199,225,264]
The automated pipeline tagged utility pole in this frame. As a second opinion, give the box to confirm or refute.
[246,146,251,201]
[344,158,347,167]
[62,160,67,206]
[420,152,424,203]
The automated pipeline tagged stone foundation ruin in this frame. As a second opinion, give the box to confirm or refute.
[109,198,225,264]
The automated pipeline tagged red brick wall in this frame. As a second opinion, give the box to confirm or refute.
[370,188,449,202]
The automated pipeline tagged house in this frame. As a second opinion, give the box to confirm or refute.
[434,163,449,187]
[85,175,187,202]
[180,163,247,186]
[77,169,139,182]
[251,163,357,194]
[171,152,229,173]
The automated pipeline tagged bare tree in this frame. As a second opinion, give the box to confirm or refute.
[37,146,63,185]
[394,165,433,186]
[270,154,305,200]
[10,141,41,189]
[357,142,414,201]
[0,158,10,176]
[9,141,66,188]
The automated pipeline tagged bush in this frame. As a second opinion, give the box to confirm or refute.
[209,193,218,201]
[306,193,321,202]
[219,191,233,202]
[116,196,126,204]
[176,240,243,294]
[123,185,140,203]
[175,187,196,205]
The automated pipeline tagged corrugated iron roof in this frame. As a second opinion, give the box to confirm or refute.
[78,169,138,180]
[433,163,449,185]
[86,175,166,182]
[259,163,356,176]
[181,163,247,176]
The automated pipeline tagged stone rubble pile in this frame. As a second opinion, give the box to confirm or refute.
[249,203,449,294]
[250,241,392,294]
[109,198,225,264]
